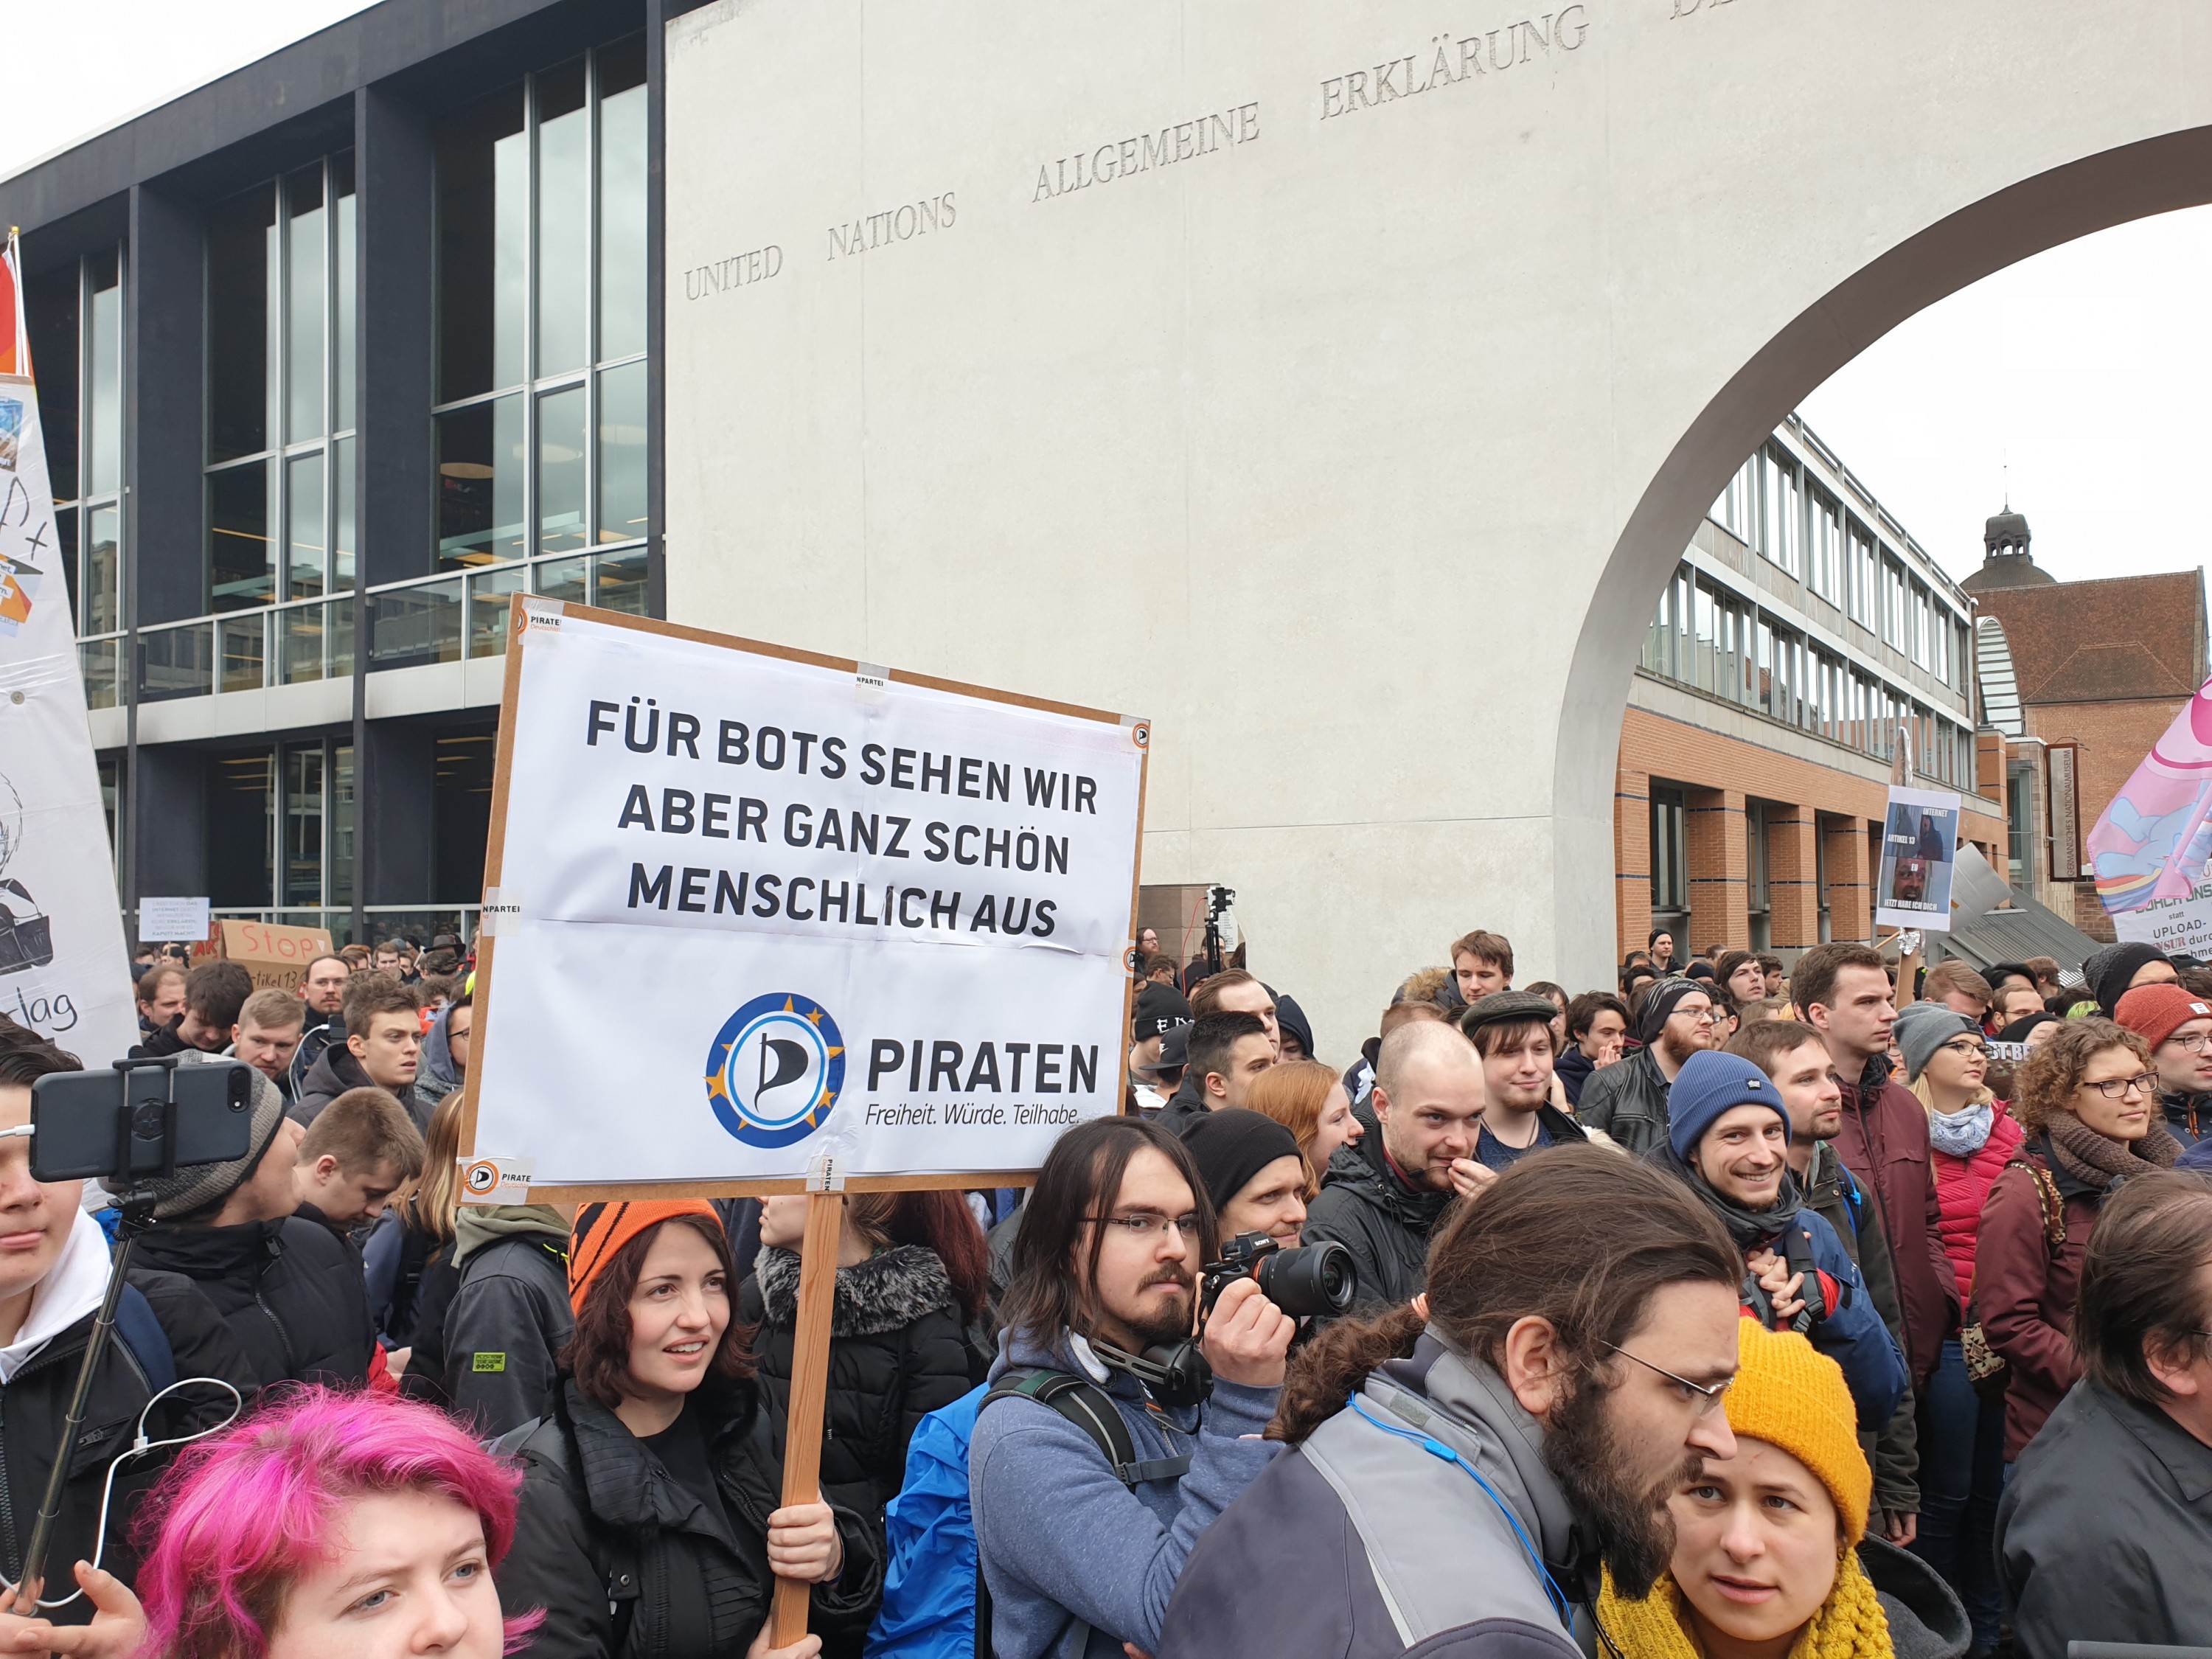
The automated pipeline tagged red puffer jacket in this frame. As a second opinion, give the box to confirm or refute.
[1932,1101,2025,1300]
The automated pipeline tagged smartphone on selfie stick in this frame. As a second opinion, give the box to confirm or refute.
[8,1055,253,1606]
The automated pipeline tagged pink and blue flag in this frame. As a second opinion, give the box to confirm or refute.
[2088,672,2212,914]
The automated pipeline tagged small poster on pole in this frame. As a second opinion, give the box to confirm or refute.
[461,599,1147,1198]
[1876,785,1961,932]
[136,897,210,944]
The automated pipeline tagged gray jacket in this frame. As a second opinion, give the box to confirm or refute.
[442,1206,573,1439]
[1997,1379,2212,1658]
[1573,1046,1671,1158]
[1158,1333,1591,1658]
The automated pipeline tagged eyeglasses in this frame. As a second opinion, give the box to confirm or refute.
[2166,1033,2212,1054]
[2083,1072,2160,1100]
[1676,1006,1719,1025]
[1937,1039,1989,1060]
[1599,1340,1733,1417]
[1090,1211,1202,1240]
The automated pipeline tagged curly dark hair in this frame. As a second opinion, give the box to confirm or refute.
[560,1214,755,1411]
[2011,1018,2151,1134]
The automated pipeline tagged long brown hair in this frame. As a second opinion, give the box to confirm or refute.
[998,1117,1216,1348]
[562,1215,756,1411]
[1243,1060,1340,1197]
[844,1189,992,1323]
[1270,1146,1737,1442]
[393,1091,465,1245]
[2012,1018,2149,1133]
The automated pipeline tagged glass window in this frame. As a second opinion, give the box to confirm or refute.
[207,750,274,908]
[595,549,647,614]
[87,251,122,498]
[598,37,648,362]
[598,361,647,543]
[330,744,355,909]
[209,463,273,611]
[86,505,119,636]
[1651,787,1688,912]
[207,187,276,465]
[25,265,77,506]
[538,384,588,555]
[1692,582,1717,693]
[287,453,325,599]
[333,152,356,433]
[284,745,325,908]
[437,85,528,400]
[535,60,591,378]
[437,397,526,567]
[285,164,327,442]
[333,436,356,591]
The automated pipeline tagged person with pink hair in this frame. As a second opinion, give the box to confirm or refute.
[0,1386,540,1658]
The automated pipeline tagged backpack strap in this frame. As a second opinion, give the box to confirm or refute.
[112,1285,178,1395]
[2008,1156,2068,1256]
[981,1368,1192,1487]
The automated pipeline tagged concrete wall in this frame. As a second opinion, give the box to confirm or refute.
[662,0,2212,1054]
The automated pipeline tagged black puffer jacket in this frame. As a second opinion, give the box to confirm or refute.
[0,1270,257,1624]
[1300,1113,1454,1312]
[497,1377,883,1659]
[740,1245,978,1624]
[291,1043,438,1133]
[1574,1044,1673,1158]
[132,1215,373,1388]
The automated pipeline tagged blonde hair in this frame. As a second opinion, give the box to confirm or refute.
[1909,1069,1994,1119]
[393,1091,465,1244]
[1243,1060,1342,1199]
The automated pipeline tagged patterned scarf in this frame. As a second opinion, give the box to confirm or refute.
[2046,1110,2181,1192]
[1597,1550,1891,1659]
[1927,1101,1994,1159]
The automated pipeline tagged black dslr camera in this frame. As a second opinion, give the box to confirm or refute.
[1200,1231,1357,1321]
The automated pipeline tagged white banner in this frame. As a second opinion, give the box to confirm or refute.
[467,605,1146,1187]
[1875,785,1961,933]
[0,239,135,1063]
[2113,874,2212,959]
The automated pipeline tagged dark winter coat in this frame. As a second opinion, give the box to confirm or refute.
[1301,1121,1453,1312]
[442,1214,573,1438]
[291,1042,438,1133]
[288,1012,342,1096]
[0,1271,257,1624]
[2160,1088,2211,1150]
[1831,1056,1960,1385]
[1554,1045,1596,1108]
[1573,1045,1672,1158]
[398,1245,462,1411]
[738,1244,978,1598]
[131,1215,374,1388]
[1804,1141,1920,1519]
[497,1377,883,1659]
[1152,1076,1210,1138]
[363,1211,448,1347]
[1975,1135,2099,1458]
[1995,1379,2212,1659]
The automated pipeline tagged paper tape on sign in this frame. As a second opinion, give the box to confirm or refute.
[465,606,1146,1190]
[459,1155,537,1203]
[479,888,524,937]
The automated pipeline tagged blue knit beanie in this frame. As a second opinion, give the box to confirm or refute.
[1666,1048,1790,1161]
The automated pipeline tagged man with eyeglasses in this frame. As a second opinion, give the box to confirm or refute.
[1578,978,1722,1158]
[1157,1148,1746,1659]
[2115,981,2212,1151]
[973,1116,1293,1659]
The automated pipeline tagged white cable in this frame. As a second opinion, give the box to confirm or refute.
[2,1376,245,1610]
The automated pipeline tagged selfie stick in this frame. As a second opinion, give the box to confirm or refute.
[14,1056,178,1609]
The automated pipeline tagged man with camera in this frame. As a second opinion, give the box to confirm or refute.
[0,1023,256,1630]
[1304,1019,1486,1310]
[971,1116,1293,1659]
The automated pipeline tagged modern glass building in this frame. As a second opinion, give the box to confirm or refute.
[1,0,675,944]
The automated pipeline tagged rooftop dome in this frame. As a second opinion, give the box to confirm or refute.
[1964,507,2054,592]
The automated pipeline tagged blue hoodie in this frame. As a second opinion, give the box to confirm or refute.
[969,1327,1281,1659]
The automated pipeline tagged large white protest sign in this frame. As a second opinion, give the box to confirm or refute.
[465,600,1147,1193]
[0,237,135,1063]
[2113,874,2212,959]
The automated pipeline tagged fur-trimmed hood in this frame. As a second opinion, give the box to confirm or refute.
[754,1243,956,1337]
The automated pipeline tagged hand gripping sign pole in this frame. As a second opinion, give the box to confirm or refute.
[459,596,1147,1644]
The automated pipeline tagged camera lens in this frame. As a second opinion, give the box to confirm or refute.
[1254,1239,1357,1318]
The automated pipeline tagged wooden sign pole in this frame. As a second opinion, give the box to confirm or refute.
[770,1186,847,1645]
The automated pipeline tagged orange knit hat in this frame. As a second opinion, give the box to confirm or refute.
[568,1200,723,1316]
[1725,1318,1873,1544]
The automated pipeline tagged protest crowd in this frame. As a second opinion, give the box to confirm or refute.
[0,924,2206,1659]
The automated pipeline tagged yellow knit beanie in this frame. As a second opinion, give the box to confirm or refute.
[1723,1318,1871,1545]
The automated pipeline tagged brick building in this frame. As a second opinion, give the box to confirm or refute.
[1615,414,2006,964]
[1965,512,2208,942]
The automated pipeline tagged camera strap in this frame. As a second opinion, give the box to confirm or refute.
[981,1369,1191,1486]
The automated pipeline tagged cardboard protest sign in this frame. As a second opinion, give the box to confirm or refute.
[217,919,335,992]
[464,599,1147,1197]
[1877,785,1961,933]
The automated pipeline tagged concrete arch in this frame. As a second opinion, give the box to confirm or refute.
[664,1,2212,1045]
[1559,125,2212,978]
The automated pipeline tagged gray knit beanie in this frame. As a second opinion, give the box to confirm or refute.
[104,1059,290,1220]
[1893,1000,1978,1084]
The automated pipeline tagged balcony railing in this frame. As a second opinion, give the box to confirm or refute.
[95,548,646,704]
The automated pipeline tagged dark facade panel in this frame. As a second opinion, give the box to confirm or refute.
[128,186,206,627]
[358,87,438,588]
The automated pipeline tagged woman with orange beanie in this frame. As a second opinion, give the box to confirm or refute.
[495,1200,881,1659]
[1599,1320,1969,1658]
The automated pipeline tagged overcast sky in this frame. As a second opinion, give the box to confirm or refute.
[10,4,2209,598]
